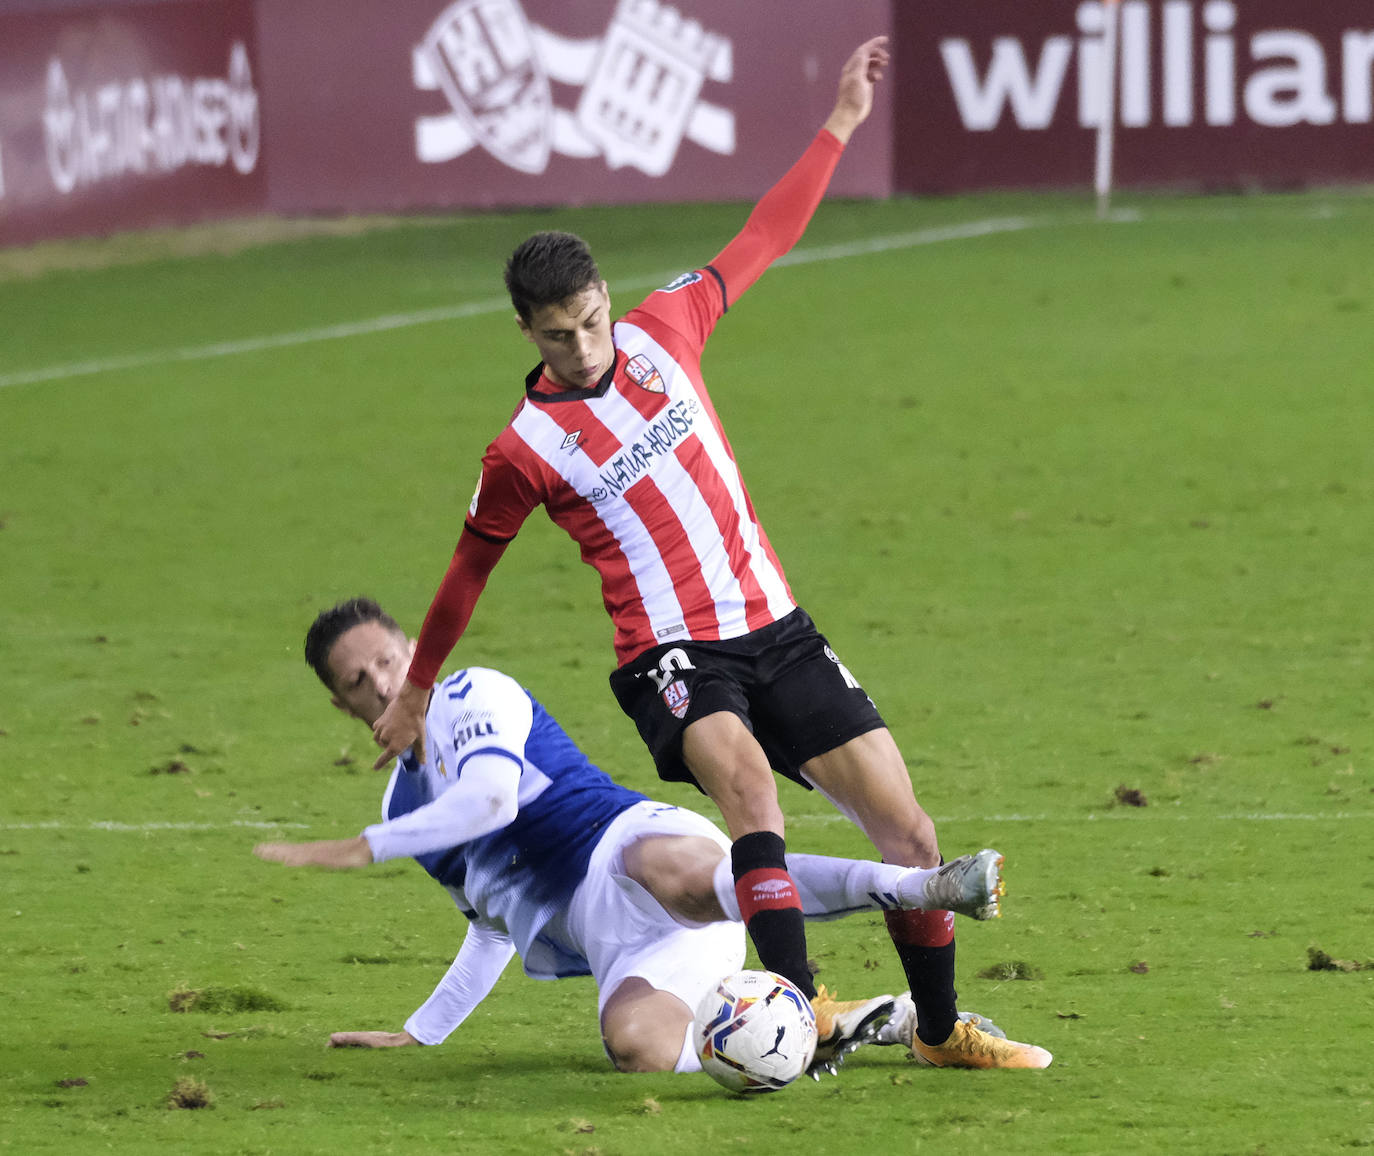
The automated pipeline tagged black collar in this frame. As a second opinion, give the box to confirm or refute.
[524,354,620,404]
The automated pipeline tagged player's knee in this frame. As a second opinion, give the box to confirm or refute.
[874,811,940,868]
[604,1019,680,1072]
[602,980,694,1072]
[860,802,940,867]
[704,777,784,840]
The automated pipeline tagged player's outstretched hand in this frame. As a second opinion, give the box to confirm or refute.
[825,35,890,144]
[253,837,374,869]
[372,680,429,770]
[329,1030,418,1048]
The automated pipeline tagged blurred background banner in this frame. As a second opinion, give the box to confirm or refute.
[0,0,264,246]
[2,0,1371,245]
[252,0,892,214]
[895,0,1374,193]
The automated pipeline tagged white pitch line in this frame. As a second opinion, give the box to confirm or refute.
[0,819,311,831]
[0,215,1041,391]
[0,297,508,390]
[791,810,1373,825]
[3,810,1369,834]
[772,215,1035,268]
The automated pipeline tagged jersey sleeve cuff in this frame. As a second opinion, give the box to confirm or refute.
[816,127,846,153]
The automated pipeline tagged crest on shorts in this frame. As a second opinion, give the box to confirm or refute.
[662,678,690,719]
[625,354,664,394]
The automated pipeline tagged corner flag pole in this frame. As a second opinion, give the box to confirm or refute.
[1094,0,1121,220]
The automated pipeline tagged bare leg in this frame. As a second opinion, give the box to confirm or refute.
[622,834,728,924]
[679,711,813,998]
[600,977,694,1072]
[802,727,957,1046]
[681,711,783,838]
[800,727,938,868]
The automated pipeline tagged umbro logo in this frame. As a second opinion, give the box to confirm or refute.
[560,430,582,450]
[751,879,794,898]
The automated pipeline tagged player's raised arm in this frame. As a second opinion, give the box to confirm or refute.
[823,35,889,145]
[709,36,889,304]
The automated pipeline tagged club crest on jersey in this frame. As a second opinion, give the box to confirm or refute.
[662,679,690,719]
[625,354,664,394]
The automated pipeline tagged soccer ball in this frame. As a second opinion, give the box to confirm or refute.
[694,970,818,1094]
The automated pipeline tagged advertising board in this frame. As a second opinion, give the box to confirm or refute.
[893,0,1374,192]
[0,0,264,246]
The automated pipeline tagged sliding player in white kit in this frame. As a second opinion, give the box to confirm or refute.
[372,37,1051,1069]
[255,599,1011,1074]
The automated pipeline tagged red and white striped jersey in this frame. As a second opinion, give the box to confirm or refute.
[469,273,795,665]
[407,129,845,686]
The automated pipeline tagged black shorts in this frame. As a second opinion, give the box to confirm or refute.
[608,607,886,792]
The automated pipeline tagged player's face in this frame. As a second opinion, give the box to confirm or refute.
[519,280,614,390]
[325,621,415,727]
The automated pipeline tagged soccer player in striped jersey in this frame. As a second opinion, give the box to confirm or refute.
[256,599,1032,1073]
[372,38,1050,1069]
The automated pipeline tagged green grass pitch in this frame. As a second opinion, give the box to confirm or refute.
[1,188,1371,1154]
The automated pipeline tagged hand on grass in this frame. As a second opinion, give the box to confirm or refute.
[253,837,373,869]
[329,1030,418,1048]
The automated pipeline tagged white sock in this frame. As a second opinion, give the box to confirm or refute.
[713,850,937,923]
[787,853,936,920]
[711,854,741,921]
[673,1022,701,1073]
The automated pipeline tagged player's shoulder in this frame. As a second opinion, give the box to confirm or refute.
[658,270,708,295]
[626,266,725,337]
[435,666,530,711]
[636,267,717,307]
[487,414,528,454]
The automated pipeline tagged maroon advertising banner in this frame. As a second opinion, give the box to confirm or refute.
[254,0,893,215]
[894,0,1374,193]
[0,0,265,246]
[6,1,1372,247]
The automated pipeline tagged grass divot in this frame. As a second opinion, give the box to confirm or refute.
[166,1077,213,1110]
[167,985,287,1013]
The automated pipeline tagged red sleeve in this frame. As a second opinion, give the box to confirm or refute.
[709,129,844,305]
[406,528,508,689]
[630,129,845,350]
[407,436,540,688]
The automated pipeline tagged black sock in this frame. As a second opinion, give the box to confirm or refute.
[731,831,815,999]
[891,939,958,1046]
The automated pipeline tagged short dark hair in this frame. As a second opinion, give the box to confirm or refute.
[504,231,601,322]
[304,597,403,692]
